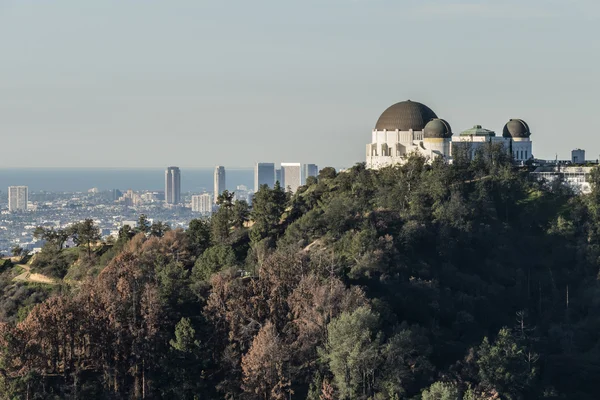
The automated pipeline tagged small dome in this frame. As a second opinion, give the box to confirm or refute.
[424,118,452,139]
[503,119,531,138]
[375,100,438,131]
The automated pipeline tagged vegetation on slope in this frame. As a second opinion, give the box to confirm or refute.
[0,146,599,399]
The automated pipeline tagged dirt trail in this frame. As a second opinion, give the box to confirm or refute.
[12,263,57,285]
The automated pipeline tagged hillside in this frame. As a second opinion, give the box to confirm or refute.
[0,150,599,399]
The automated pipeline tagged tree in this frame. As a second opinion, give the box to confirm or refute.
[150,221,171,238]
[250,183,286,244]
[318,167,337,180]
[170,317,199,352]
[187,218,211,257]
[421,381,460,400]
[241,321,291,399]
[69,219,101,258]
[193,245,237,281]
[232,200,250,229]
[212,190,235,243]
[33,226,70,251]
[321,306,381,399]
[137,214,151,234]
[11,245,23,257]
[476,328,538,399]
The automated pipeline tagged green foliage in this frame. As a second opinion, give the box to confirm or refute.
[321,306,381,399]
[2,155,600,399]
[421,381,460,400]
[476,328,537,399]
[30,243,79,278]
[250,182,287,245]
[187,218,211,257]
[192,244,236,281]
[68,218,101,258]
[170,317,200,352]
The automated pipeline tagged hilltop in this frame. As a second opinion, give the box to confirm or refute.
[0,149,599,399]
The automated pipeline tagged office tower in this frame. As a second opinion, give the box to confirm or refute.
[302,164,318,184]
[8,186,28,212]
[192,193,213,214]
[234,185,251,203]
[254,162,275,192]
[214,166,226,203]
[281,163,302,193]
[111,189,122,202]
[275,169,281,185]
[165,166,181,204]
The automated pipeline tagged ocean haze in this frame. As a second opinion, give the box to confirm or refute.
[0,168,254,193]
[1,0,599,167]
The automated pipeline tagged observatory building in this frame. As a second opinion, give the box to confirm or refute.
[366,100,533,169]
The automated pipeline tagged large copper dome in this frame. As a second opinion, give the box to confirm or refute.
[375,100,438,131]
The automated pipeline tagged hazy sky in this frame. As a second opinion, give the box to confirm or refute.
[1,0,599,168]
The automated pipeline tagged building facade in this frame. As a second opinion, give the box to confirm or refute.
[366,100,533,168]
[254,162,275,192]
[302,164,318,184]
[281,163,302,193]
[8,186,28,212]
[531,166,593,194]
[572,149,585,164]
[275,169,281,185]
[214,166,226,203]
[165,167,181,205]
[192,193,213,214]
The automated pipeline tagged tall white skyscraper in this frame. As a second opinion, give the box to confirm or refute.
[254,162,275,192]
[302,164,319,184]
[8,186,28,212]
[214,166,226,203]
[192,193,213,214]
[165,166,181,204]
[281,163,302,193]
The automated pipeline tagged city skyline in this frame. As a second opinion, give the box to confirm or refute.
[1,1,599,168]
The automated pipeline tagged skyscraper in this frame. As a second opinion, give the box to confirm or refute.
[254,162,275,192]
[165,166,181,205]
[8,186,28,212]
[281,163,302,193]
[275,169,281,185]
[192,193,213,214]
[302,164,318,184]
[214,166,226,203]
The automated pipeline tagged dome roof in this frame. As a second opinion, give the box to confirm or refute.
[375,100,438,131]
[424,118,452,139]
[503,119,531,138]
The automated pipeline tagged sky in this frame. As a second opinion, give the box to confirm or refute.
[1,0,599,168]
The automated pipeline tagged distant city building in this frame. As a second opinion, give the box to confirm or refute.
[572,149,585,164]
[122,220,138,229]
[8,186,28,212]
[281,163,302,193]
[234,185,252,203]
[214,166,226,203]
[366,100,533,168]
[254,162,275,192]
[302,164,318,184]
[111,189,122,202]
[192,193,213,214]
[165,166,181,205]
[119,189,143,207]
[275,169,282,185]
